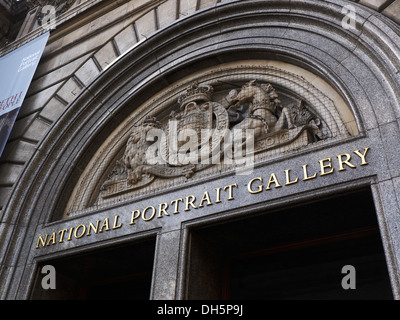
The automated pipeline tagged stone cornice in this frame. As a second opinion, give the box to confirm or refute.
[0,0,104,58]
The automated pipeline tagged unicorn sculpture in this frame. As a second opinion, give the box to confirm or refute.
[230,80,295,137]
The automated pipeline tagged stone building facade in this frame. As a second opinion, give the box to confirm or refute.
[1,0,400,299]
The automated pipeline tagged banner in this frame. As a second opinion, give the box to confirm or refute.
[0,32,49,157]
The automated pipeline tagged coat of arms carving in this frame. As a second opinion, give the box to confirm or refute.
[100,80,326,199]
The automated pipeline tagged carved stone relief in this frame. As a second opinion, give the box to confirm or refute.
[99,80,327,200]
[64,64,355,218]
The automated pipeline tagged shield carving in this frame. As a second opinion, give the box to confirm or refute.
[161,83,229,166]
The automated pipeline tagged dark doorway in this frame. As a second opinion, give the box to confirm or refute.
[30,237,156,300]
[186,188,393,300]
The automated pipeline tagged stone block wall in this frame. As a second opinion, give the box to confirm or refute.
[1,0,399,216]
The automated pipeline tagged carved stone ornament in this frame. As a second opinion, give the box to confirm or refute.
[63,63,355,217]
[99,80,326,199]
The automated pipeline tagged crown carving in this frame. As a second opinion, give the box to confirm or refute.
[141,116,162,128]
[178,82,214,108]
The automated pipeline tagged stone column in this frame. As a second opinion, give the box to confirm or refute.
[151,228,182,300]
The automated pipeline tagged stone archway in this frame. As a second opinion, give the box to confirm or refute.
[1,0,400,299]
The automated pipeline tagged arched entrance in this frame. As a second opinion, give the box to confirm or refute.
[1,0,400,299]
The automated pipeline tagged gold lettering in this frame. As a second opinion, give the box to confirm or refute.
[58,229,68,243]
[130,210,141,225]
[67,227,74,241]
[248,177,263,194]
[36,234,48,248]
[112,215,122,229]
[353,147,370,165]
[224,183,238,200]
[74,224,86,239]
[99,218,110,232]
[143,206,156,221]
[284,169,299,186]
[302,164,317,181]
[158,203,169,218]
[171,198,183,214]
[86,221,100,236]
[319,158,334,176]
[198,191,212,208]
[185,195,197,211]
[32,148,372,240]
[47,232,56,246]
[337,153,356,171]
[266,173,282,190]
[215,187,222,203]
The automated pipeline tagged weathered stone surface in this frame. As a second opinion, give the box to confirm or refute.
[0,163,24,186]
[19,82,62,118]
[1,140,37,163]
[135,9,157,41]
[74,58,101,87]
[113,25,137,55]
[39,97,67,123]
[94,41,117,70]
[0,187,12,211]
[382,0,400,24]
[56,78,82,104]
[360,0,394,11]
[8,113,36,141]
[157,0,178,29]
[151,230,182,300]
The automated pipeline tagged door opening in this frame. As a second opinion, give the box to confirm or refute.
[185,187,393,300]
[30,237,156,300]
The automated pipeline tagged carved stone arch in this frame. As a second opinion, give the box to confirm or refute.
[1,0,400,299]
[64,61,357,217]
